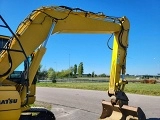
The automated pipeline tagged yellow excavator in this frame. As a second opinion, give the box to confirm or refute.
[0,6,146,120]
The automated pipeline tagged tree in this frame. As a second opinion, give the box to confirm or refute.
[78,62,83,77]
[47,67,56,82]
[73,64,77,77]
[36,64,42,79]
[69,66,74,77]
[57,69,69,78]
[99,73,107,77]
[38,67,48,79]
[38,64,42,73]
[92,71,95,77]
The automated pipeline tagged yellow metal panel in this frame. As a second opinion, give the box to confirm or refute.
[0,109,21,120]
[21,85,36,105]
[29,84,36,96]
[29,47,46,87]
[2,79,17,85]
[109,32,128,93]
[34,7,121,33]
[28,96,36,104]
[0,85,16,91]
[41,7,121,34]
[52,14,120,33]
[0,86,21,114]
[20,86,27,104]
[28,85,36,104]
[0,91,21,111]
[109,32,120,93]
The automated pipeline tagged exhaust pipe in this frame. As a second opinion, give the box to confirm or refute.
[100,100,146,120]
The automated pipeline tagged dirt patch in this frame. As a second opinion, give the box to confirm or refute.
[141,79,157,84]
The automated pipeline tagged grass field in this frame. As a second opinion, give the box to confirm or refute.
[37,82,160,96]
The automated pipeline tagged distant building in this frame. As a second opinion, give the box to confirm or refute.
[142,75,160,79]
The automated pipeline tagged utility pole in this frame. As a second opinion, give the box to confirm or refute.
[54,62,57,79]
[69,54,70,70]
[69,54,70,80]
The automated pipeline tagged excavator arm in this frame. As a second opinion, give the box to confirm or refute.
[0,6,145,120]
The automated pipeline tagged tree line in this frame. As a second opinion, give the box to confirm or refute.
[37,62,107,80]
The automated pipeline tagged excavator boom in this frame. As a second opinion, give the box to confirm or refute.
[0,6,146,120]
[0,6,122,82]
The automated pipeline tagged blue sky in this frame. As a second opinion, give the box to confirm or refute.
[1,0,160,75]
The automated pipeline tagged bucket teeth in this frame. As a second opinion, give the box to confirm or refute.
[100,100,146,120]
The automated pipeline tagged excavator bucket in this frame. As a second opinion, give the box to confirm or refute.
[100,100,146,120]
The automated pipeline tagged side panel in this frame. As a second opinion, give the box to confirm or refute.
[0,86,21,120]
[0,110,21,120]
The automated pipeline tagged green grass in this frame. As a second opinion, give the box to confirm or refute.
[37,82,160,96]
[125,83,160,96]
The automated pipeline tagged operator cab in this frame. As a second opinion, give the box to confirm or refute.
[6,58,32,84]
[0,35,25,83]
